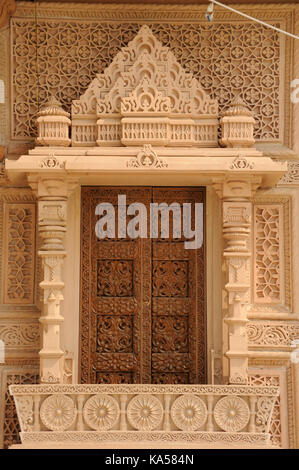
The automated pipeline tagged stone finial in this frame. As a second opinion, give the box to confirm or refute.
[220,96,255,148]
[36,97,71,147]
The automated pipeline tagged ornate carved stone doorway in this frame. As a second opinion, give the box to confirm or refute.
[79,186,206,385]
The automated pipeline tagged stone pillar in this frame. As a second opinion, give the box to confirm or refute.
[28,176,78,384]
[213,176,261,384]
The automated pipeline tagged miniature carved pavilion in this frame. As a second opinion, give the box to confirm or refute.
[0,0,299,449]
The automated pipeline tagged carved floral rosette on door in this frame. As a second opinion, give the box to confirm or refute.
[80,187,206,385]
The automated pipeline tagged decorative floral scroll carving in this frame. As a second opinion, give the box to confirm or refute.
[170,395,207,431]
[214,396,250,432]
[0,324,40,348]
[126,145,168,169]
[247,322,299,348]
[40,394,77,431]
[229,156,255,170]
[255,397,274,432]
[83,394,120,431]
[16,396,34,432]
[278,161,299,186]
[39,156,65,169]
[127,394,163,431]
[121,78,171,115]
[248,374,281,446]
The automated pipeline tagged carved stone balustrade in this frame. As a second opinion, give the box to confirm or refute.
[9,384,279,449]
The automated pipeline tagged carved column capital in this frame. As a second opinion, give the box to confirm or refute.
[27,175,79,200]
[212,175,262,201]
[0,0,16,28]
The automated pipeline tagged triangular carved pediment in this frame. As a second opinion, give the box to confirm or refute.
[71,25,219,147]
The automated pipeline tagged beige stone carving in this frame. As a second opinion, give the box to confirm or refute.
[220,97,256,148]
[170,395,208,431]
[26,176,78,384]
[127,394,163,431]
[9,383,279,448]
[214,396,250,432]
[126,145,168,169]
[254,205,283,304]
[248,322,299,349]
[83,395,120,431]
[3,204,36,305]
[75,25,218,148]
[0,323,40,349]
[36,97,71,147]
[10,4,290,147]
[214,177,261,385]
[40,394,77,431]
[279,162,299,186]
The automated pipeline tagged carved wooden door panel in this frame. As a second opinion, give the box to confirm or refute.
[151,188,206,384]
[80,187,206,384]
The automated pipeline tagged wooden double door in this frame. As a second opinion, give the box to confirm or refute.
[79,187,206,384]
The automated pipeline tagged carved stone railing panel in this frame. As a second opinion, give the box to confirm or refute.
[9,384,279,448]
[0,366,39,449]
[249,373,282,447]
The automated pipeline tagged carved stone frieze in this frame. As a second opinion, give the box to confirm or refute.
[10,5,290,145]
[9,383,279,448]
[0,323,40,349]
[247,322,299,349]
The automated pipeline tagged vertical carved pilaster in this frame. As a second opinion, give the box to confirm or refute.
[213,177,261,385]
[28,176,78,384]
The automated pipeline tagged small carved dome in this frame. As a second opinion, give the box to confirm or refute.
[222,96,253,118]
[37,96,70,118]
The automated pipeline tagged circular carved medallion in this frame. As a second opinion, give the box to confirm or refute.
[40,394,77,431]
[127,394,163,431]
[214,396,250,432]
[170,395,207,431]
[83,394,120,431]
